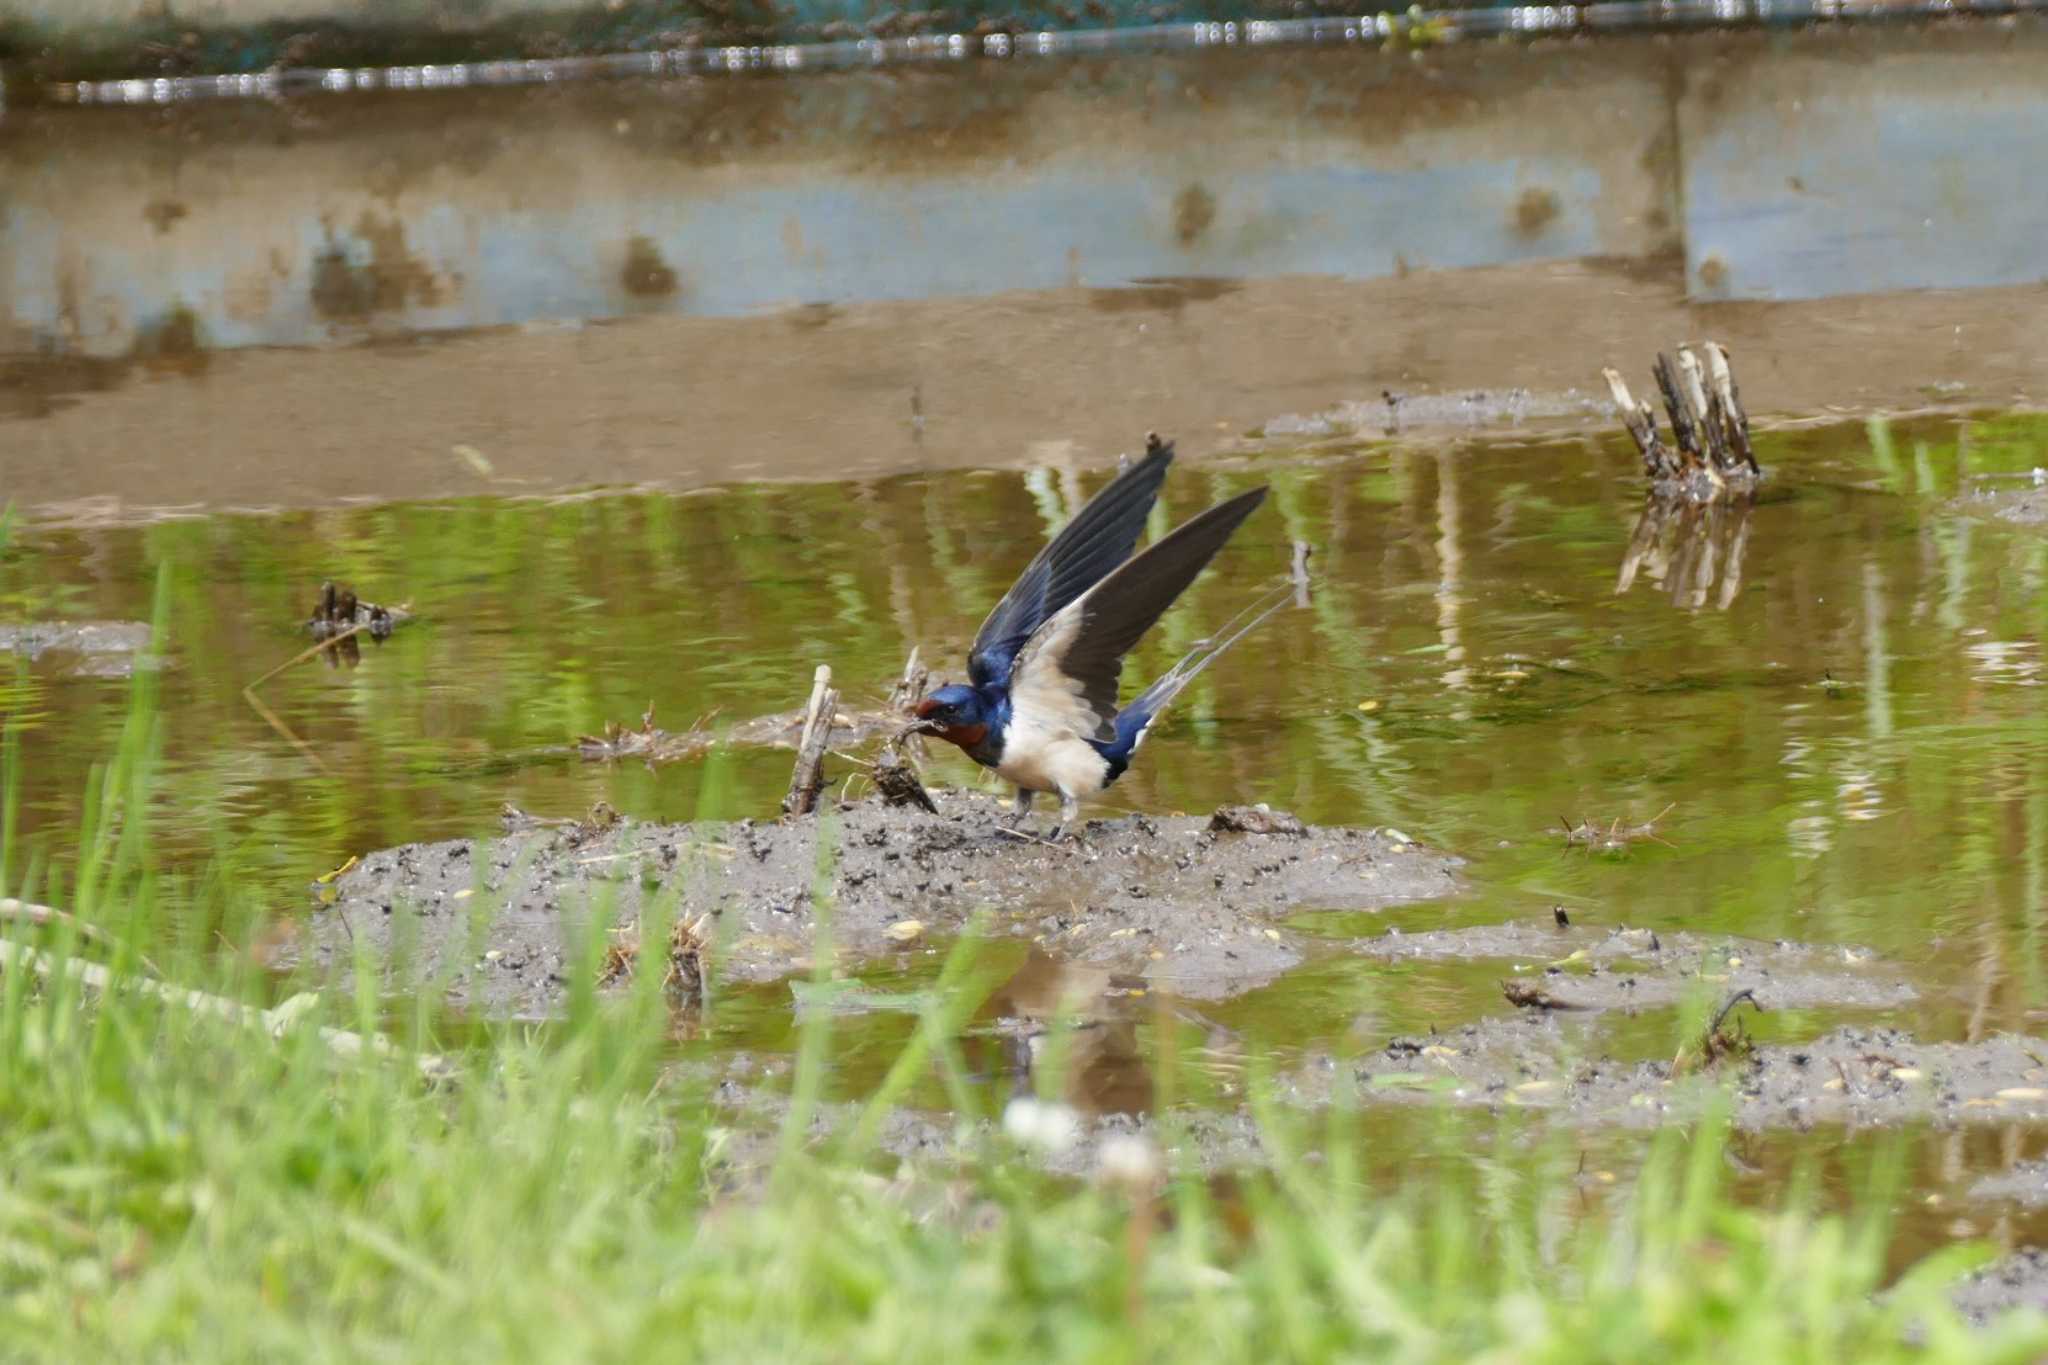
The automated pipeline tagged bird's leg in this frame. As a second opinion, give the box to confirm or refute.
[1005,788,1035,827]
[1047,793,1082,843]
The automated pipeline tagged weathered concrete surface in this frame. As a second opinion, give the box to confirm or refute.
[1678,26,2048,301]
[0,45,1674,356]
[0,0,1436,37]
[10,23,2048,362]
[12,0,382,23]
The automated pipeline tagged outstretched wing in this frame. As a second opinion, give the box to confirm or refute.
[968,437,1175,689]
[1007,486,1267,740]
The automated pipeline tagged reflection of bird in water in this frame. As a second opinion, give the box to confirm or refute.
[972,949,1240,1117]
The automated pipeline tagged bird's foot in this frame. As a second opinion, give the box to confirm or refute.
[1044,825,1095,851]
[1045,798,1084,845]
[1004,791,1035,828]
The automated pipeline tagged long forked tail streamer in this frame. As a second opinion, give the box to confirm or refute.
[1125,570,1303,728]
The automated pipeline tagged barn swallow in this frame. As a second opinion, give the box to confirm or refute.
[913,435,1288,838]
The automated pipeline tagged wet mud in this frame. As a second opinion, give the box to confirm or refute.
[1951,1250,2048,1326]
[1353,921,1919,1014]
[1285,1016,2048,1135]
[707,1074,1272,1183]
[294,794,1462,1015]
[8,262,2048,527]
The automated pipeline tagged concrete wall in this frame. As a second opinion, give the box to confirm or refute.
[1678,34,2048,301]
[4,25,2047,361]
[7,1,546,25]
[1,44,1675,357]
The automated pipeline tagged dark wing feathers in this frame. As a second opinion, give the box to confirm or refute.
[1013,486,1268,737]
[968,438,1175,688]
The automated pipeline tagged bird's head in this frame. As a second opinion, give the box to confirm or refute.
[912,684,991,751]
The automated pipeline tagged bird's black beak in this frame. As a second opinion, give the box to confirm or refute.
[901,699,942,739]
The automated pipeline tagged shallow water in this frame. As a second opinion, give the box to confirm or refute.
[5,409,2047,1082]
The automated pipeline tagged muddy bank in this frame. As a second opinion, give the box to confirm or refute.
[698,1052,2048,1332]
[693,1015,2048,1203]
[1353,921,1918,1013]
[1952,1250,2048,1327]
[708,1074,1272,1183]
[294,794,1462,1015]
[9,261,2048,527]
[1285,1016,2048,1133]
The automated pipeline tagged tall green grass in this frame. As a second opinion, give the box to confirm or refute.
[0,584,2043,1361]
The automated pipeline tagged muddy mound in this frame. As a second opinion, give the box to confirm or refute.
[297,793,1463,1016]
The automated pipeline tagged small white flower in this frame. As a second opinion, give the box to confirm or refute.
[1002,1097,1081,1154]
[1096,1133,1162,1189]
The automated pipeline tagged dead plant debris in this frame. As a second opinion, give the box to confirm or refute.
[1602,341,1761,502]
[242,584,414,772]
[1604,345,1761,610]
[1671,988,1763,1077]
[872,733,939,812]
[1502,979,1593,1011]
[596,912,713,1004]
[309,580,406,654]
[1209,805,1309,836]
[1561,805,1675,853]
